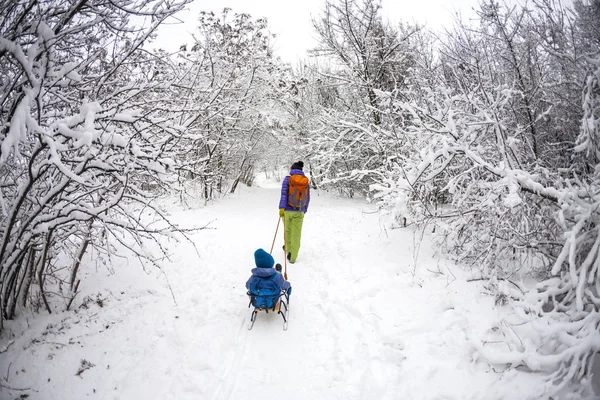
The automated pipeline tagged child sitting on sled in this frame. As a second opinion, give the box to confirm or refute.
[246,248,292,298]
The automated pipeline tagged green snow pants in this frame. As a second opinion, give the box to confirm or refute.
[284,211,305,263]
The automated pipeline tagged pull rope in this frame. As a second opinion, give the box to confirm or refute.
[269,216,280,255]
[282,213,288,280]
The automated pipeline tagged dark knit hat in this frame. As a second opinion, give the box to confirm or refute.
[254,248,274,268]
[290,161,304,170]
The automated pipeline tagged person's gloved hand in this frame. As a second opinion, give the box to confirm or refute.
[279,208,285,217]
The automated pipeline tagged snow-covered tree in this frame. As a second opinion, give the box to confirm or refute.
[302,0,420,196]
[158,9,289,200]
[367,1,600,395]
[286,0,599,394]
[0,0,193,329]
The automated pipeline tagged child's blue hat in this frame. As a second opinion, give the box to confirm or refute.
[254,248,274,268]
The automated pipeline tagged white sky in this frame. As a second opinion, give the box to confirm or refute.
[153,0,482,63]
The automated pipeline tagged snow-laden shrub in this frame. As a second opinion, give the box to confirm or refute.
[380,43,600,400]
[0,0,193,329]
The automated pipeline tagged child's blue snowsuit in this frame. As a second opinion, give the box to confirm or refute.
[246,249,292,308]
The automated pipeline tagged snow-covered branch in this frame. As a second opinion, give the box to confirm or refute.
[0,0,197,329]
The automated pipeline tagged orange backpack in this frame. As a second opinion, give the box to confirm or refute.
[287,174,309,210]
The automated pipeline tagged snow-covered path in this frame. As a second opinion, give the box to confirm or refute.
[0,179,546,400]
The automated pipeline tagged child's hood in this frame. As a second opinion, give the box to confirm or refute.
[251,267,277,278]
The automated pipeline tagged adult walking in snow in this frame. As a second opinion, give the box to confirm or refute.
[279,161,310,264]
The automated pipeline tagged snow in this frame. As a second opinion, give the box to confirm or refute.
[113,110,141,123]
[503,191,522,208]
[0,94,30,166]
[49,62,81,82]
[105,132,128,148]
[37,21,55,42]
[66,70,82,82]
[0,175,555,400]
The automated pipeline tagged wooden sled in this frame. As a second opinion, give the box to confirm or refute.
[247,290,289,331]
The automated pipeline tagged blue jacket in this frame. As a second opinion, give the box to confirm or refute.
[278,169,310,212]
[246,267,292,295]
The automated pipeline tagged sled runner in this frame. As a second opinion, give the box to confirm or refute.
[247,289,290,331]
